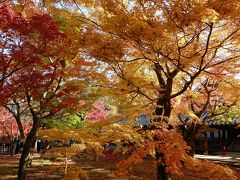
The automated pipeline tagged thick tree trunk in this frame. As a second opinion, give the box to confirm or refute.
[15,116,25,140]
[156,152,167,180]
[18,117,40,180]
[155,97,172,180]
[155,97,172,120]
[153,61,180,180]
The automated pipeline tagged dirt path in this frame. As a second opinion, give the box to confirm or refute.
[0,154,116,180]
[0,154,240,180]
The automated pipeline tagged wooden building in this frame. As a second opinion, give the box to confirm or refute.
[179,114,240,154]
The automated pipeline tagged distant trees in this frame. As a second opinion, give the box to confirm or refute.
[177,78,240,155]
[0,107,30,141]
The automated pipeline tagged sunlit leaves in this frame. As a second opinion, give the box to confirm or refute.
[44,0,240,120]
[7,0,240,178]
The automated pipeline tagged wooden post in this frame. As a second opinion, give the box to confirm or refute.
[204,134,208,155]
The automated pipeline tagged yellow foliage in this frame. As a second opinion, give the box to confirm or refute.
[44,0,239,119]
[39,122,144,158]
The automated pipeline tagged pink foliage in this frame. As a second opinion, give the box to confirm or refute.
[0,108,31,139]
[86,100,109,121]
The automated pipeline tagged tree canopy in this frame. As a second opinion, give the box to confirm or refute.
[43,0,240,123]
[1,1,240,179]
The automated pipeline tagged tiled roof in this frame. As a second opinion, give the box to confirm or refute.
[179,113,240,126]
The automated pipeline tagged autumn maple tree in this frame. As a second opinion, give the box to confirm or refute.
[43,0,240,178]
[0,3,87,180]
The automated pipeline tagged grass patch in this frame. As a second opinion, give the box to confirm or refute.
[32,159,52,165]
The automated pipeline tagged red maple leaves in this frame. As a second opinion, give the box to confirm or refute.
[0,108,31,139]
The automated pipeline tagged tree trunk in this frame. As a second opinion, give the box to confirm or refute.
[155,97,172,120]
[18,116,40,180]
[10,139,15,156]
[185,125,197,157]
[152,62,174,179]
[189,133,196,157]
[64,154,68,175]
[15,116,25,140]
[5,101,25,140]
[155,97,172,180]
[156,152,167,180]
